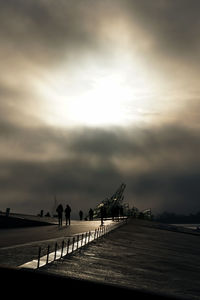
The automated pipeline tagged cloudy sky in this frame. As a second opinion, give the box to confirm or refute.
[1,0,200,217]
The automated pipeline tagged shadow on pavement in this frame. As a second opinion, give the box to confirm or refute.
[0,266,186,300]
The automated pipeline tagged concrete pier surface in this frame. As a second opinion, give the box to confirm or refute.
[0,219,112,267]
[38,218,200,300]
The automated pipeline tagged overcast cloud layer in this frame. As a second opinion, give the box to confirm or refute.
[1,0,200,217]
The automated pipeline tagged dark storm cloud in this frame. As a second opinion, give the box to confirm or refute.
[124,0,200,59]
[128,169,200,214]
[0,0,109,67]
[0,134,122,215]
[2,0,199,65]
[1,123,200,215]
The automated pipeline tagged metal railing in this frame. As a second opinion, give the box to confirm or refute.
[19,217,128,270]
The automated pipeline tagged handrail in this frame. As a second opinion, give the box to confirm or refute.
[19,217,128,270]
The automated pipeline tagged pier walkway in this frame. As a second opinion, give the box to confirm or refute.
[0,219,114,267]
[39,218,200,300]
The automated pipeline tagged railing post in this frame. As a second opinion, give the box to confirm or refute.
[77,235,79,249]
[85,232,87,246]
[54,242,57,260]
[72,237,75,252]
[46,245,50,264]
[37,246,41,269]
[81,234,84,247]
[61,240,64,258]
[67,239,70,255]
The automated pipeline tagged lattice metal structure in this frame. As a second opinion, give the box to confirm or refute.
[93,183,126,218]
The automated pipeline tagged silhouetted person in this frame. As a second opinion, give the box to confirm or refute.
[56,204,63,226]
[100,205,106,226]
[79,210,83,221]
[65,204,71,225]
[117,205,120,221]
[119,206,124,219]
[111,205,119,221]
[6,208,10,217]
[111,205,115,221]
[89,208,94,221]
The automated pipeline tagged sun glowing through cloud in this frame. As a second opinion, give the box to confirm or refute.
[36,53,163,128]
[67,73,133,126]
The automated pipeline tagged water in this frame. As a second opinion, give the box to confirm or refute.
[172,223,200,231]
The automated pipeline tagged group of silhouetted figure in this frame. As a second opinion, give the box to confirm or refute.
[56,203,123,226]
[56,204,71,226]
[56,205,96,226]
[79,208,94,221]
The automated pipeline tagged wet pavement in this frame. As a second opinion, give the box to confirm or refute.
[39,218,200,300]
[0,219,111,267]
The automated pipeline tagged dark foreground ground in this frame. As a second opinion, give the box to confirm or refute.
[0,265,184,300]
[1,218,200,299]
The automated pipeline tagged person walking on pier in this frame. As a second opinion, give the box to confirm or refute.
[100,205,106,226]
[56,204,63,226]
[89,208,94,221]
[79,210,83,221]
[65,204,71,226]
[111,205,115,221]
